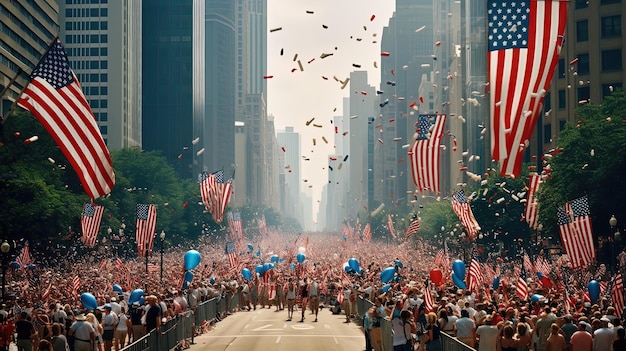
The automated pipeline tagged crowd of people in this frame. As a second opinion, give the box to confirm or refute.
[0,232,625,351]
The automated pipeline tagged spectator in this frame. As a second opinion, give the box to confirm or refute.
[569,321,592,351]
[391,310,413,351]
[454,309,476,348]
[592,318,613,351]
[16,311,36,351]
[144,296,161,333]
[475,316,498,351]
[546,323,566,351]
[614,328,626,351]
[68,314,95,351]
[51,323,69,351]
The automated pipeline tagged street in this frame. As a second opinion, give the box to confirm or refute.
[189,306,365,351]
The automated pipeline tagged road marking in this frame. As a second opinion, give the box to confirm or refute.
[244,324,249,329]
[275,336,281,344]
[251,324,284,332]
[324,324,331,329]
[290,324,314,330]
[334,336,339,344]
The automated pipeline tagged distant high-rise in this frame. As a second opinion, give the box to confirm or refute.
[58,0,142,151]
[1,1,59,116]
[277,127,302,226]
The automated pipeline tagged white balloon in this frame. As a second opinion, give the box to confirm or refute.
[298,246,306,254]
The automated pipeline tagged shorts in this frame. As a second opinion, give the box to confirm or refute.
[102,329,114,341]
[310,296,319,309]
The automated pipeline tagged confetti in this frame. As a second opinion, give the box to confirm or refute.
[196,148,205,156]
[343,155,349,162]
[320,53,333,59]
[297,60,304,71]
[293,53,298,61]
[24,136,39,144]
[313,138,316,146]
[370,14,376,21]
[306,117,315,126]
[270,27,282,32]
[381,52,390,57]
[415,25,426,33]
[192,137,200,145]
[353,63,362,68]
[263,75,273,79]
[306,10,314,14]
[322,136,328,144]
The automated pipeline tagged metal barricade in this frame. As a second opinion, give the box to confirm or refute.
[121,331,157,351]
[441,331,477,351]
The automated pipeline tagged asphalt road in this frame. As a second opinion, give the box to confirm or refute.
[189,306,366,351]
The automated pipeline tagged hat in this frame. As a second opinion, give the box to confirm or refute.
[578,321,589,327]
[132,302,140,307]
[600,317,610,323]
[103,304,112,310]
[110,297,116,302]
[75,314,87,321]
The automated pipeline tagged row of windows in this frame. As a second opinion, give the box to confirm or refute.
[65,7,108,18]
[8,0,58,42]
[84,86,108,96]
[67,46,108,57]
[89,99,108,109]
[94,112,108,122]
[64,21,108,31]
[577,16,621,41]
[77,73,108,83]
[70,60,108,70]
[66,0,108,4]
[576,0,621,9]
[558,49,622,76]
[555,83,622,109]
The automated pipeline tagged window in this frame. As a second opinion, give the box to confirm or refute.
[90,48,99,56]
[90,34,99,43]
[602,83,623,97]
[601,0,621,4]
[100,112,108,121]
[100,126,107,135]
[65,35,73,44]
[558,89,566,109]
[578,53,590,75]
[100,74,108,82]
[101,21,108,30]
[602,49,622,71]
[66,9,72,17]
[100,35,108,44]
[559,120,566,131]
[100,100,107,108]
[90,73,99,82]
[90,8,99,17]
[90,100,99,108]
[65,22,72,30]
[543,124,552,144]
[90,61,99,69]
[601,16,621,38]
[577,20,588,41]
[89,87,99,95]
[558,58,565,78]
[577,86,590,102]
[543,93,551,112]
[100,87,108,95]
[575,0,589,8]
[100,48,107,56]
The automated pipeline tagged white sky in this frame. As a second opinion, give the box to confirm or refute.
[267,0,396,217]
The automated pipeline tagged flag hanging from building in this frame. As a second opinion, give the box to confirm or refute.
[362,223,372,243]
[199,172,216,214]
[488,0,568,177]
[16,241,32,268]
[451,190,481,240]
[524,174,542,229]
[387,213,396,239]
[611,273,624,318]
[557,196,595,269]
[17,39,115,200]
[405,216,421,240]
[409,114,447,194]
[467,249,482,293]
[80,202,103,248]
[136,204,157,257]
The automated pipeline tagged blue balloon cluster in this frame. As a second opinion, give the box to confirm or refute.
[112,284,123,293]
[129,289,144,305]
[181,250,201,290]
[380,266,396,283]
[348,258,362,274]
[81,293,98,310]
[270,254,279,263]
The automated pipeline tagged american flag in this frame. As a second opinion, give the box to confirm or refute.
[409,114,447,194]
[423,282,434,312]
[611,274,624,318]
[405,216,421,240]
[488,0,568,177]
[215,178,233,223]
[17,39,115,200]
[535,256,551,276]
[557,196,595,269]
[41,280,53,301]
[72,275,81,297]
[199,171,217,214]
[387,213,396,239]
[467,249,482,293]
[258,215,268,236]
[434,249,446,268]
[523,253,534,274]
[228,211,243,242]
[226,241,238,268]
[16,241,31,268]
[362,223,372,243]
[524,174,542,229]
[147,264,159,275]
[80,202,103,248]
[516,267,529,300]
[451,191,481,240]
[135,204,157,257]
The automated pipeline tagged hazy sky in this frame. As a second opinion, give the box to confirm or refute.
[267,0,396,218]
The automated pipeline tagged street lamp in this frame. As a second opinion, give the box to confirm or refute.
[160,231,166,283]
[1,241,10,302]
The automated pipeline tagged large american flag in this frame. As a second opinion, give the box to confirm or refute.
[16,241,32,268]
[467,249,483,293]
[199,172,216,214]
[451,191,481,240]
[524,174,542,229]
[228,211,243,242]
[488,0,568,177]
[17,39,115,200]
[80,202,103,248]
[409,114,447,194]
[225,241,238,268]
[611,273,624,318]
[135,204,157,257]
[557,196,595,269]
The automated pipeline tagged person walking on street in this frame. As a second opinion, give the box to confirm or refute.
[286,278,296,321]
[309,279,320,322]
[299,278,309,322]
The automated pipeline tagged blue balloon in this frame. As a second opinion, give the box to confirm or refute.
[80,293,98,310]
[27,264,36,270]
[241,268,252,281]
[451,273,467,289]
[348,258,361,273]
[112,284,123,293]
[588,280,600,303]
[255,265,265,275]
[256,249,261,257]
[271,254,279,263]
[247,243,254,251]
[209,277,215,285]
[129,289,144,304]
[452,260,466,280]
[9,261,19,269]
[263,263,275,272]
[183,250,202,270]
[289,263,296,270]
[344,265,354,273]
[279,258,285,263]
[530,294,544,304]
[380,266,396,283]
[381,284,391,293]
[394,259,403,269]
[296,253,305,263]
[492,277,500,290]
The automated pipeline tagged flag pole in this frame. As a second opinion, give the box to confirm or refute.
[1,36,59,122]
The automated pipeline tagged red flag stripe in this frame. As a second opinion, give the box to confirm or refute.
[409,114,446,194]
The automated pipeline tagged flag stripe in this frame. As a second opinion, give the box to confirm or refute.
[451,191,481,240]
[136,204,157,257]
[81,203,104,248]
[409,114,446,194]
[524,174,541,229]
[557,197,595,269]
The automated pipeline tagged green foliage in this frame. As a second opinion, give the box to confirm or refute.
[538,90,626,239]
